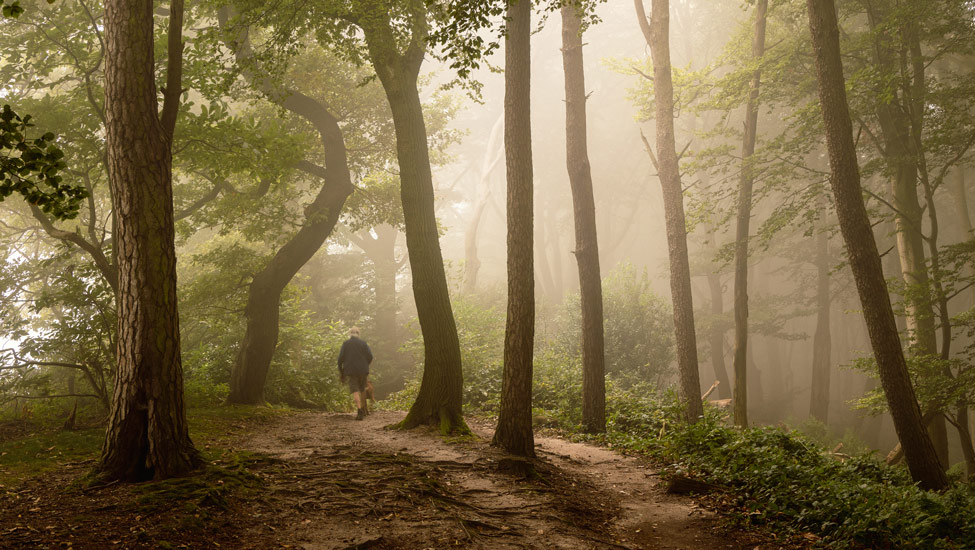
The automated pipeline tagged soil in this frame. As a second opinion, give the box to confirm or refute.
[0,410,806,549]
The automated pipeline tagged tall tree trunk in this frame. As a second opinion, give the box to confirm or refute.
[562,4,606,434]
[805,0,947,490]
[810,215,831,423]
[218,8,355,404]
[864,3,948,465]
[493,0,535,457]
[635,0,703,423]
[534,211,555,302]
[98,0,200,481]
[731,0,768,428]
[360,8,467,433]
[707,269,732,399]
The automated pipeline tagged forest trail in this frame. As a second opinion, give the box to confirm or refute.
[238,410,786,550]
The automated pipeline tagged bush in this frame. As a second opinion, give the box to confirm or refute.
[552,263,674,388]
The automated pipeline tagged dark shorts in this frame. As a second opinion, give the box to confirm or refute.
[347,374,368,394]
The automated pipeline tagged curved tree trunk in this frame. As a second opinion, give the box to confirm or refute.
[226,97,355,404]
[360,7,467,434]
[98,0,200,481]
[732,0,768,429]
[217,9,355,404]
[635,0,703,423]
[562,4,606,434]
[805,0,947,491]
[493,0,535,457]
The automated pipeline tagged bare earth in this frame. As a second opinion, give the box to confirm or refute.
[240,410,798,550]
[0,410,805,549]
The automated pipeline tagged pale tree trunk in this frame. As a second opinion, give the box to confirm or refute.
[98,0,200,481]
[493,0,535,457]
[809,211,831,423]
[635,0,703,423]
[707,269,732,399]
[805,0,947,490]
[562,4,606,434]
[464,115,504,294]
[947,167,975,476]
[864,3,948,465]
[349,225,401,356]
[732,0,768,428]
[534,211,555,302]
[358,5,467,433]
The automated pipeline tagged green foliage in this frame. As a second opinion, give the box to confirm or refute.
[0,105,84,220]
[553,263,675,387]
[602,390,975,548]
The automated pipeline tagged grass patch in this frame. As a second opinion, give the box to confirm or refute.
[0,404,292,487]
[0,425,102,486]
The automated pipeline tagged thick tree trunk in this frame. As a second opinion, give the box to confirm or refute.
[98,0,200,481]
[732,0,768,429]
[636,0,703,423]
[809,218,831,423]
[361,13,467,434]
[493,0,535,457]
[561,4,606,434]
[805,0,947,490]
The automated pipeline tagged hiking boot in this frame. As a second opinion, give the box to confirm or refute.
[355,408,365,421]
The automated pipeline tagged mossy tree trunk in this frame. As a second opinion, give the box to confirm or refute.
[358,3,467,434]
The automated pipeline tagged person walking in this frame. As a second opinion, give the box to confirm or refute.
[337,326,373,420]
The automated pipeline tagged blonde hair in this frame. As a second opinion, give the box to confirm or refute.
[350,326,361,337]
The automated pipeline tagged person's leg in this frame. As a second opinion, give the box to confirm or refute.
[352,391,363,410]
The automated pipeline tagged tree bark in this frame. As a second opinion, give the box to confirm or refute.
[731,0,768,429]
[635,0,703,423]
[809,213,831,424]
[562,4,606,433]
[359,5,467,434]
[97,0,201,481]
[805,0,947,490]
[493,0,535,457]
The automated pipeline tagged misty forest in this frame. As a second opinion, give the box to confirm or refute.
[2,0,975,548]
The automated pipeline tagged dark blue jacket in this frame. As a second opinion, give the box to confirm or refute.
[337,337,373,376]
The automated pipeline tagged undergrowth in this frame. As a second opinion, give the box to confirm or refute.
[603,388,975,549]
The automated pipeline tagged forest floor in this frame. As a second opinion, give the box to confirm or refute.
[0,409,808,549]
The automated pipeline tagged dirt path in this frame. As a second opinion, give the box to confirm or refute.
[239,410,790,550]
